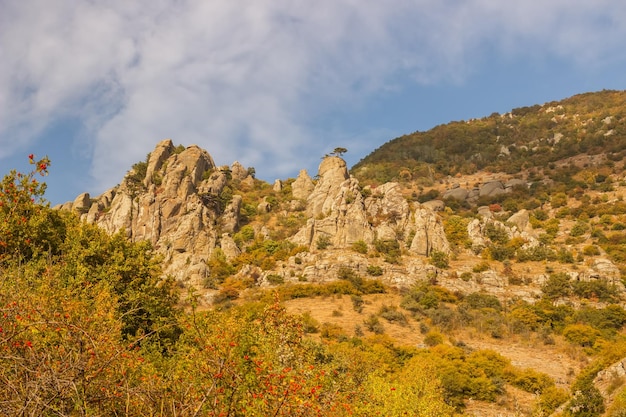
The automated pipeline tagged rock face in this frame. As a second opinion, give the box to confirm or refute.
[466,209,540,252]
[292,156,450,256]
[306,157,350,219]
[68,139,239,286]
[410,207,450,256]
[59,145,443,286]
[291,169,315,200]
[56,140,626,315]
[61,145,452,286]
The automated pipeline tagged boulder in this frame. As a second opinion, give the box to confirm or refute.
[507,209,531,233]
[230,161,248,181]
[83,142,221,282]
[257,199,271,214]
[443,187,469,201]
[291,169,315,200]
[421,200,445,212]
[479,180,505,197]
[220,234,241,260]
[467,218,487,248]
[221,195,242,234]
[477,206,494,219]
[505,178,527,189]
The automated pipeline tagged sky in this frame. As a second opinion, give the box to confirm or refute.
[1,1,626,205]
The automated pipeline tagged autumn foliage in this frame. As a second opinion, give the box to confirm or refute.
[0,158,454,416]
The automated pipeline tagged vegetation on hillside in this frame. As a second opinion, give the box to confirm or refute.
[0,158,460,415]
[6,89,626,416]
[352,89,626,185]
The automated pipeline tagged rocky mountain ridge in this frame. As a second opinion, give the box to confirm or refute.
[56,138,623,306]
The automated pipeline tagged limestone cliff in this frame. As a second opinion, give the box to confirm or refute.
[291,156,450,256]
[57,140,623,300]
[62,140,225,286]
[59,141,451,288]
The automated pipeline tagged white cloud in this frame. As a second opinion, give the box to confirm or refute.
[1,0,625,192]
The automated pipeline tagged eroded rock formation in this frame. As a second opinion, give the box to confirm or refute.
[59,143,451,287]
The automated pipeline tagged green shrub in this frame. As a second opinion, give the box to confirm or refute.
[557,248,575,263]
[366,265,384,276]
[320,322,347,340]
[583,245,601,256]
[473,261,490,273]
[551,192,568,208]
[351,294,364,313]
[511,368,554,394]
[536,387,570,415]
[337,267,385,295]
[266,274,284,285]
[378,305,408,326]
[571,220,590,237]
[571,279,619,302]
[400,284,446,312]
[533,209,549,221]
[566,379,605,416]
[316,235,332,250]
[462,293,502,311]
[444,215,471,247]
[213,286,240,304]
[517,245,556,262]
[460,272,473,281]
[300,312,320,333]
[486,244,515,261]
[351,240,368,254]
[364,314,385,334]
[233,225,255,246]
[483,222,510,244]
[541,272,571,300]
[372,239,402,264]
[429,250,449,269]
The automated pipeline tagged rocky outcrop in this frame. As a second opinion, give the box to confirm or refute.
[72,193,91,214]
[230,161,248,181]
[291,169,315,200]
[292,157,449,255]
[467,209,540,252]
[410,207,450,256]
[68,142,238,285]
[440,177,528,205]
[55,139,626,316]
[144,139,175,187]
[291,157,373,248]
[306,157,350,218]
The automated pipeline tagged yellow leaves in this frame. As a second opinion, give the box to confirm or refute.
[354,359,455,417]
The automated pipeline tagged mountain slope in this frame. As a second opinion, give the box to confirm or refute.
[52,89,626,416]
[352,89,626,185]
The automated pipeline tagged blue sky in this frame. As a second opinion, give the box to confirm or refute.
[1,0,626,205]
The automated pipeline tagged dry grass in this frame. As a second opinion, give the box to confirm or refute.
[284,292,586,417]
[285,292,425,344]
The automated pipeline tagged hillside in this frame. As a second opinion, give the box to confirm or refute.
[352,89,626,186]
[5,89,626,416]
